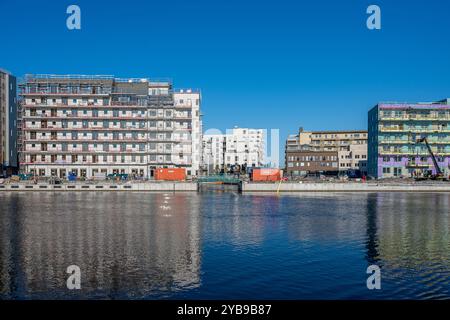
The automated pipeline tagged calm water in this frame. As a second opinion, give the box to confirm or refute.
[0,191,449,300]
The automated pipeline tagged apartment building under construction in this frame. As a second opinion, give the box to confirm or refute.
[19,74,202,179]
[368,99,450,178]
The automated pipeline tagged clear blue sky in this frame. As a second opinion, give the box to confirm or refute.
[1,0,450,156]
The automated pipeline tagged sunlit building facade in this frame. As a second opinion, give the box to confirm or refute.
[19,74,202,178]
[368,99,450,178]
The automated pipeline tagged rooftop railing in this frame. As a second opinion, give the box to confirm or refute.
[26,74,115,80]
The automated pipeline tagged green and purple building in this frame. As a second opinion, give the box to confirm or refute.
[368,99,450,178]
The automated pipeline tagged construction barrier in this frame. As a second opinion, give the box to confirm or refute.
[251,168,282,182]
[154,168,186,181]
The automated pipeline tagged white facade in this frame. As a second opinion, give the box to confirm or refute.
[203,128,265,173]
[19,75,202,178]
[173,90,202,175]
[337,144,368,172]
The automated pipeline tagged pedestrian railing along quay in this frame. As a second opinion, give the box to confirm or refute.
[0,182,197,192]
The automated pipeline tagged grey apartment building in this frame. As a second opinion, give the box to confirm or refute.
[19,74,202,179]
[0,69,18,175]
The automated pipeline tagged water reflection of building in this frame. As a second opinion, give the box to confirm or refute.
[283,192,450,271]
[0,192,201,299]
[284,193,369,243]
[203,193,268,246]
[365,194,380,265]
[371,193,450,268]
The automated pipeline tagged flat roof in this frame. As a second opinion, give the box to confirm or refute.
[0,68,13,75]
[307,130,368,134]
[23,74,172,85]
[378,102,450,109]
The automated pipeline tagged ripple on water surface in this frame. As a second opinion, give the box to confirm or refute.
[0,192,449,299]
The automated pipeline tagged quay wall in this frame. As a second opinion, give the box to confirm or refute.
[242,182,450,193]
[0,182,198,192]
[2,182,450,193]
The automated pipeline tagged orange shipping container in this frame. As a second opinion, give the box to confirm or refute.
[251,168,282,182]
[154,168,186,181]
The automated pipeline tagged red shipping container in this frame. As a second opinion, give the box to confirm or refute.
[252,168,282,181]
[154,168,186,181]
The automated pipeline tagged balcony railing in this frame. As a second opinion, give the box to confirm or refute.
[379,151,450,156]
[379,127,450,133]
[379,139,450,145]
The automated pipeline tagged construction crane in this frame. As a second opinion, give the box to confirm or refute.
[416,137,446,180]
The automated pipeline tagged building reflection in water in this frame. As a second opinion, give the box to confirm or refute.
[367,192,450,299]
[201,192,278,247]
[373,192,450,267]
[283,193,369,243]
[1,191,450,300]
[365,194,380,265]
[0,192,201,299]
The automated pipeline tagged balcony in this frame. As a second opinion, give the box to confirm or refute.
[379,151,450,156]
[23,150,149,155]
[23,114,147,121]
[379,139,450,145]
[379,127,450,133]
[22,126,148,131]
[174,104,193,109]
[22,103,145,109]
[380,115,450,121]
[405,162,431,169]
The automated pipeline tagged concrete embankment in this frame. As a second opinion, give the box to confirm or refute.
[0,182,198,192]
[242,182,450,193]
